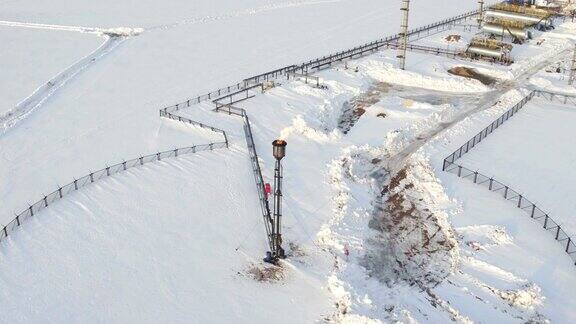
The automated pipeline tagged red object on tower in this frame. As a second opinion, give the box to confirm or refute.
[264,183,272,198]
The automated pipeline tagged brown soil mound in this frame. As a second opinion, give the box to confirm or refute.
[445,34,461,43]
[448,66,497,86]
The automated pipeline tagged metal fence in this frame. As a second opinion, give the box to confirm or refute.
[535,90,576,106]
[160,108,228,143]
[442,90,576,265]
[160,8,482,112]
[0,141,227,244]
[161,82,248,114]
[1,102,230,244]
[213,94,275,253]
[442,91,536,168]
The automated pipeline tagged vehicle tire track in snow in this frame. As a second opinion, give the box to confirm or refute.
[0,21,144,136]
[147,0,343,31]
[0,36,125,136]
[386,47,573,173]
[0,20,102,33]
[0,20,144,36]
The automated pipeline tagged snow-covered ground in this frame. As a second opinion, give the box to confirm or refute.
[417,89,576,322]
[457,97,576,237]
[0,147,333,323]
[2,0,576,323]
[0,0,482,225]
[0,26,102,115]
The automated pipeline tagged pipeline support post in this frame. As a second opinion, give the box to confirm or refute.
[478,0,484,29]
[399,0,410,70]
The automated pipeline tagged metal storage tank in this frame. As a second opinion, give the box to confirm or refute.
[466,45,505,60]
[485,10,551,26]
[482,22,531,40]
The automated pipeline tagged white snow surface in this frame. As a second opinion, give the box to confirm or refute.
[0,27,102,115]
[458,97,576,237]
[1,0,576,323]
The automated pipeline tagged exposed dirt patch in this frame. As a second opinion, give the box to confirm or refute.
[338,82,391,134]
[445,34,462,43]
[448,66,497,86]
[246,263,285,282]
[363,162,459,288]
[287,242,307,258]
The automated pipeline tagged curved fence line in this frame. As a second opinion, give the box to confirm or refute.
[1,104,229,245]
[0,141,227,244]
[442,90,576,265]
[0,6,488,250]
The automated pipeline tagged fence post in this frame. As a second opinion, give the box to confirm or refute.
[174,149,178,157]
[473,171,478,183]
[106,166,110,176]
[3,226,7,237]
[44,196,48,207]
[567,238,572,253]
[140,157,143,165]
[457,165,462,177]
[504,186,508,199]
[489,178,493,190]
[74,179,78,190]
[544,215,549,229]
[16,215,21,226]
[556,226,561,240]
[90,172,94,183]
[531,204,536,218]
[123,161,127,171]
[58,187,63,198]
[517,195,522,208]
[157,152,161,161]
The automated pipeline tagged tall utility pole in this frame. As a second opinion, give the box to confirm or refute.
[570,44,576,85]
[399,0,410,70]
[265,139,287,264]
[478,0,485,29]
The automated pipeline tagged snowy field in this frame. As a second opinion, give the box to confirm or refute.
[0,147,333,323]
[423,89,576,322]
[0,26,102,115]
[0,0,482,226]
[457,97,576,237]
[2,0,576,323]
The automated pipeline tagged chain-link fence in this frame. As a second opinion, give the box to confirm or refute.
[443,90,576,266]
[160,8,482,112]
[213,97,274,252]
[0,141,227,244]
[160,108,228,143]
[1,98,230,244]
[536,90,576,106]
[443,91,535,169]
[444,162,576,264]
